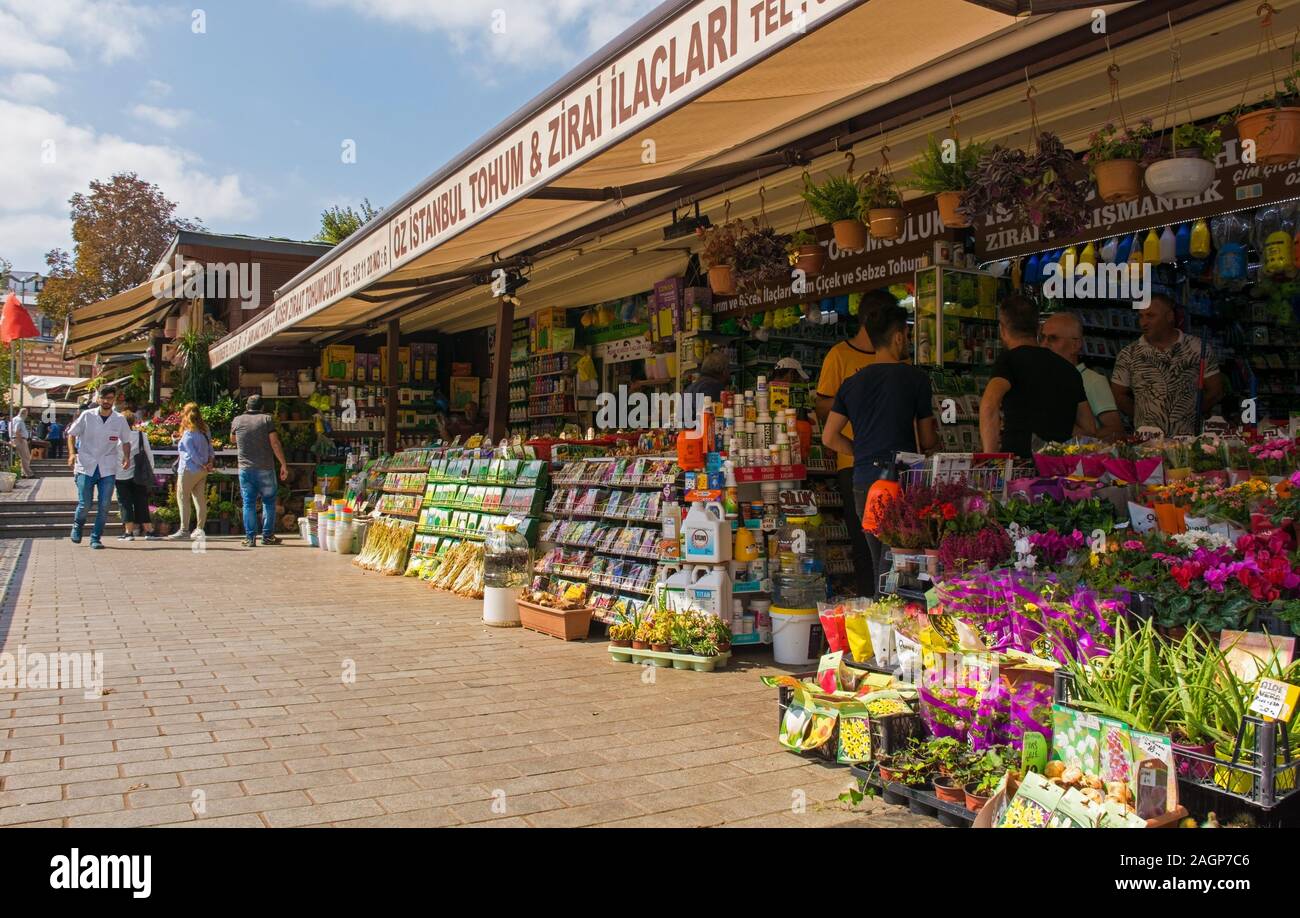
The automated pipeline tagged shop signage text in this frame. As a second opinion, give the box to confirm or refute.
[211,0,867,367]
[713,197,954,314]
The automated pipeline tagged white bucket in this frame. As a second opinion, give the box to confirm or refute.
[771,608,821,665]
[0,472,15,493]
[483,586,521,627]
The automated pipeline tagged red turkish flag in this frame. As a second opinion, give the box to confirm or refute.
[1,292,39,344]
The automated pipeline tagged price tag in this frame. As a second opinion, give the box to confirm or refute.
[924,587,940,610]
[1021,731,1048,775]
[1249,678,1300,722]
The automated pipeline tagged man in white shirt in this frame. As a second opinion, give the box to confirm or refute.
[9,408,32,477]
[66,386,132,549]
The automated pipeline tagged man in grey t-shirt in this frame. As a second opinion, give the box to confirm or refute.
[231,395,289,547]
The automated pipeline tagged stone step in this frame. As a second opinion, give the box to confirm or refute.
[0,521,125,539]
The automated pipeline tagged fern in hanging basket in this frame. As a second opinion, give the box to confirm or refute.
[960,132,1089,239]
[908,135,987,193]
[733,219,792,293]
[801,173,865,223]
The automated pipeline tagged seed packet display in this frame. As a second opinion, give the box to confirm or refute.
[1131,730,1177,816]
[1097,716,1135,787]
[837,699,873,764]
[1048,787,1095,828]
[996,772,1064,828]
[1050,704,1101,774]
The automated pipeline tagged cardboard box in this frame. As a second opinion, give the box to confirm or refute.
[549,328,576,353]
[380,347,411,383]
[320,345,355,382]
[533,306,568,329]
[450,376,479,411]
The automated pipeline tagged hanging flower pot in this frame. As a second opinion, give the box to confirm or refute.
[1092,158,1143,203]
[1144,155,1215,198]
[867,208,906,240]
[794,244,826,275]
[935,191,969,227]
[707,264,736,295]
[1237,107,1300,165]
[831,219,868,251]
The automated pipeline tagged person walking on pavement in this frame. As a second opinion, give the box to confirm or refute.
[46,416,64,459]
[231,395,288,548]
[9,407,33,477]
[170,402,214,541]
[67,386,132,549]
[115,410,159,541]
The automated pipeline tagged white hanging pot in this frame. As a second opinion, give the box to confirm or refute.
[1144,156,1215,200]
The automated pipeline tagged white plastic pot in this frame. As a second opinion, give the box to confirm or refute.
[0,471,15,493]
[1144,156,1215,200]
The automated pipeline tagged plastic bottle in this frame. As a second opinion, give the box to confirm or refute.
[682,502,732,562]
[756,375,769,418]
[1079,240,1097,271]
[1159,226,1177,264]
[1099,236,1119,264]
[1175,223,1192,261]
[723,460,739,518]
[1212,214,1248,290]
[1142,229,1161,263]
[1190,218,1212,259]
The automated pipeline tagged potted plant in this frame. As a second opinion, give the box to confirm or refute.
[960,131,1090,239]
[633,616,655,651]
[1145,122,1221,199]
[1230,54,1300,165]
[670,617,695,655]
[733,220,792,293]
[518,589,595,641]
[964,771,1001,813]
[860,168,905,240]
[801,171,867,251]
[607,619,634,648]
[698,221,740,295]
[711,615,732,653]
[908,134,985,227]
[786,230,825,275]
[1085,119,1159,204]
[649,609,674,652]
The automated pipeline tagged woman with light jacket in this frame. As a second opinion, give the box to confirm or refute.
[169,403,215,540]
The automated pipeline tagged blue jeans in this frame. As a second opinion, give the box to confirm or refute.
[74,471,116,542]
[239,468,278,540]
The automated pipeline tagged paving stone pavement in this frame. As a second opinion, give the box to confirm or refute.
[0,535,933,828]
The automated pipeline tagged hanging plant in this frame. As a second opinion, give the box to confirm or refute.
[1085,119,1160,203]
[697,220,741,295]
[860,168,905,240]
[960,132,1090,240]
[908,134,986,227]
[1226,8,1300,165]
[786,230,825,276]
[1146,122,1222,199]
[801,171,867,251]
[733,219,792,293]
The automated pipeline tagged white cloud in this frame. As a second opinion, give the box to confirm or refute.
[144,79,172,100]
[0,100,255,268]
[0,72,58,101]
[130,103,191,131]
[0,0,159,70]
[304,0,654,68]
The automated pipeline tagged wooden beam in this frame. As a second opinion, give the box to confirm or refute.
[385,319,400,455]
[487,298,513,442]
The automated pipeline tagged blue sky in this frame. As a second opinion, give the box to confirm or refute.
[0,0,660,270]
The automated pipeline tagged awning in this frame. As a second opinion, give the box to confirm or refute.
[23,375,87,390]
[69,374,133,396]
[63,266,191,360]
[210,0,1032,366]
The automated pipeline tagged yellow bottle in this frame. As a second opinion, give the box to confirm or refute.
[1079,240,1097,270]
[1011,258,1023,288]
[1061,245,1077,275]
[1190,219,1211,258]
[1264,230,1295,276]
[1142,229,1161,263]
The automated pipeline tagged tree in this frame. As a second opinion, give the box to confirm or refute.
[38,173,203,329]
[315,198,380,245]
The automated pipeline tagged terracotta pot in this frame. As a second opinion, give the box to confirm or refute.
[1144,155,1215,199]
[717,641,731,653]
[793,244,826,276]
[933,778,965,805]
[936,190,969,227]
[610,639,632,648]
[879,766,902,784]
[1093,158,1143,203]
[831,218,868,252]
[964,782,992,813]
[867,207,905,240]
[707,264,736,295]
[650,642,670,652]
[632,640,650,650]
[1236,107,1300,165]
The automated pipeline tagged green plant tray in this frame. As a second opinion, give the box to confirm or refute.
[608,646,732,672]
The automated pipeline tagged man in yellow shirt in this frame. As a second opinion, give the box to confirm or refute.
[815,288,896,596]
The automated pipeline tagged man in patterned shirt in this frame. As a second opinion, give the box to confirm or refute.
[1110,294,1223,436]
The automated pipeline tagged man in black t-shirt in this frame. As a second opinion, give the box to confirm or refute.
[979,296,1097,457]
[823,302,939,591]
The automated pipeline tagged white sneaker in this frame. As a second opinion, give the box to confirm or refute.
[166,530,187,540]
[191,529,206,540]
[118,533,134,541]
